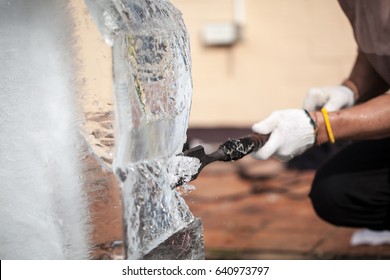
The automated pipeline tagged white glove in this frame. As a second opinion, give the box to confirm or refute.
[303,85,355,112]
[251,109,315,161]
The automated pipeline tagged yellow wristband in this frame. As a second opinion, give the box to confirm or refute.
[321,108,335,144]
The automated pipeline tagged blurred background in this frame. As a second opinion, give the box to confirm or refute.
[71,0,390,259]
[75,0,357,130]
[171,0,356,127]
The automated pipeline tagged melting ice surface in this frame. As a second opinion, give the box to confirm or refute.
[122,155,200,258]
[85,0,199,258]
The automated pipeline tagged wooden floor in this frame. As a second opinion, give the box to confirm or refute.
[184,154,390,259]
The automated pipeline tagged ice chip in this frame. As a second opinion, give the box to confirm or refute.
[167,155,201,190]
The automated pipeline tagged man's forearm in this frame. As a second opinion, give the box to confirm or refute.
[311,93,390,144]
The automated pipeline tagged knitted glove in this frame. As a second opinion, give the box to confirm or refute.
[251,109,315,161]
[303,85,355,112]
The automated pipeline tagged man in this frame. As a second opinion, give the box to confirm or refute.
[252,0,390,244]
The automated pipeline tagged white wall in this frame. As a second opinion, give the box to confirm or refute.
[171,0,357,127]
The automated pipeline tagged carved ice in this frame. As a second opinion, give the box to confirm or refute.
[0,0,200,259]
[85,0,202,259]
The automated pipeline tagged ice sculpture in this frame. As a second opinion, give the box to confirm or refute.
[85,0,203,259]
[0,0,201,259]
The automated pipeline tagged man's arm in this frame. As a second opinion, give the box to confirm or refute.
[344,51,389,103]
[312,93,390,144]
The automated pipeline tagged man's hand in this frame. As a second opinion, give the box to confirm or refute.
[303,85,355,112]
[251,109,315,161]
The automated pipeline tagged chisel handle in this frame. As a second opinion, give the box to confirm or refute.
[219,133,270,161]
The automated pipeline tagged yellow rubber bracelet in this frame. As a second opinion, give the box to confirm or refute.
[321,107,335,144]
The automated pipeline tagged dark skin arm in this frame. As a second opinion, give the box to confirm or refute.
[310,50,390,144]
[344,50,389,103]
[312,93,390,144]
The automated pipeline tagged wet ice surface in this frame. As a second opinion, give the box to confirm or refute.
[110,0,192,167]
[85,0,197,259]
[121,155,200,259]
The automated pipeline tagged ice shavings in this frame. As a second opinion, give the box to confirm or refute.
[167,155,201,192]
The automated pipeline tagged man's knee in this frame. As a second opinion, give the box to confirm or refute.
[309,175,344,226]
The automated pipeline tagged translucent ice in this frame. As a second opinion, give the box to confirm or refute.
[121,155,200,259]
[85,0,197,259]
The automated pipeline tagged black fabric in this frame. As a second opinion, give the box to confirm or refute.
[286,142,346,170]
[309,138,390,230]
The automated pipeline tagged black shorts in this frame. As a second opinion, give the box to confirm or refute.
[309,138,390,230]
